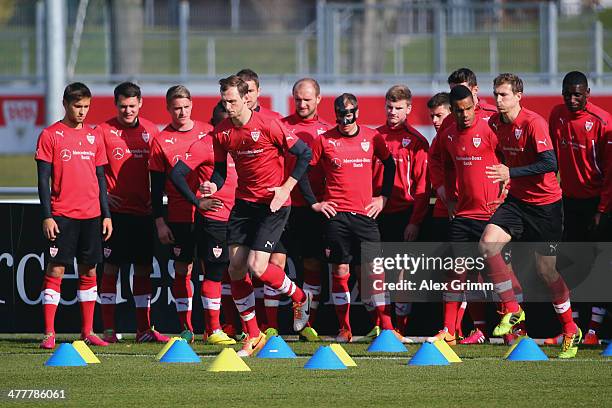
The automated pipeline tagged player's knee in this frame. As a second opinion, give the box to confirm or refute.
[248,259,268,277]
[269,253,286,270]
[227,263,247,280]
[535,255,558,284]
[333,263,350,276]
[46,263,65,278]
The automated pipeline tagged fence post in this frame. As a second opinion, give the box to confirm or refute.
[593,20,603,86]
[179,0,189,78]
[433,5,446,82]
[231,0,240,32]
[316,0,326,75]
[207,37,215,76]
[45,0,66,125]
[36,1,44,83]
[547,2,558,84]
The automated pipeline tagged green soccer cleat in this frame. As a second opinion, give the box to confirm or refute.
[299,326,321,342]
[180,326,195,344]
[492,308,525,337]
[264,327,279,337]
[558,327,582,359]
[364,325,381,342]
[206,330,237,345]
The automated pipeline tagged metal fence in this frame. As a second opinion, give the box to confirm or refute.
[0,0,610,84]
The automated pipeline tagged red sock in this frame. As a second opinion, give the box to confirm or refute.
[548,276,576,334]
[231,275,260,337]
[173,273,193,332]
[486,253,519,313]
[455,301,467,337]
[332,274,351,332]
[264,285,280,329]
[221,271,239,332]
[442,301,459,336]
[201,279,222,335]
[100,273,117,331]
[467,302,487,334]
[588,307,607,333]
[78,275,97,336]
[303,263,321,326]
[371,292,393,330]
[395,302,411,335]
[259,263,306,303]
[252,276,267,329]
[133,275,152,333]
[41,275,62,334]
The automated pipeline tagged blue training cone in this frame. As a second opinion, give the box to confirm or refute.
[601,342,612,357]
[257,336,297,358]
[304,346,347,370]
[408,342,450,366]
[506,337,549,361]
[367,329,408,353]
[159,339,201,363]
[45,343,88,367]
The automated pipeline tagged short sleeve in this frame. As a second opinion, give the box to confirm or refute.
[530,116,554,154]
[148,137,167,172]
[373,132,391,161]
[310,134,323,166]
[270,119,297,151]
[35,129,54,163]
[183,139,208,170]
[95,128,108,166]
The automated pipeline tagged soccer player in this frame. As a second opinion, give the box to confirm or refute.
[149,85,211,342]
[237,68,282,119]
[97,82,169,344]
[373,85,429,338]
[426,85,505,345]
[201,75,312,357]
[36,82,112,349]
[481,73,582,358]
[276,78,333,341]
[549,71,612,345]
[308,93,397,343]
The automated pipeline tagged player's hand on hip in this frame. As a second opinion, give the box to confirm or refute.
[155,218,175,245]
[199,181,218,197]
[446,200,457,220]
[42,218,59,241]
[102,217,113,241]
[366,196,387,218]
[404,223,419,241]
[311,201,338,219]
[107,193,122,210]
[268,186,290,212]
[486,164,509,183]
[198,197,223,212]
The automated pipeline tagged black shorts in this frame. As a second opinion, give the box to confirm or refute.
[195,214,229,270]
[449,216,512,264]
[377,207,413,242]
[168,222,195,263]
[596,212,612,241]
[103,212,154,265]
[284,206,326,258]
[419,213,449,242]
[562,196,600,242]
[46,216,102,266]
[488,195,563,256]
[227,199,290,253]
[325,212,381,265]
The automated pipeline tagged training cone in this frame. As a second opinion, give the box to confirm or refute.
[601,342,612,357]
[72,340,100,364]
[434,340,461,363]
[159,339,200,363]
[330,344,357,367]
[408,342,450,366]
[506,337,548,361]
[45,343,87,367]
[503,336,529,359]
[367,330,408,353]
[256,336,296,358]
[207,348,251,372]
[156,337,182,360]
[304,346,346,370]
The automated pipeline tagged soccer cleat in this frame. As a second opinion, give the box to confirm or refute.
[459,329,487,345]
[299,326,321,342]
[426,329,456,346]
[235,331,248,342]
[81,333,109,347]
[292,292,312,332]
[335,329,353,343]
[102,329,120,343]
[393,330,413,344]
[205,330,237,345]
[558,327,582,359]
[582,330,599,345]
[236,332,267,357]
[264,327,279,337]
[543,333,563,345]
[39,333,56,350]
[492,308,525,337]
[136,327,170,343]
[180,327,195,344]
[503,327,527,346]
[363,325,381,342]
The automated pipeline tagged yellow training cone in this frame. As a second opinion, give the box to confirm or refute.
[72,340,100,364]
[329,344,357,367]
[503,336,528,359]
[434,340,462,363]
[207,348,251,372]
[156,337,183,360]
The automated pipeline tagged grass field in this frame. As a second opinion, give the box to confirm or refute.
[0,334,610,407]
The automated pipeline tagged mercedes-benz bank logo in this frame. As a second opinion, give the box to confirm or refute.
[112,147,125,160]
[60,149,72,161]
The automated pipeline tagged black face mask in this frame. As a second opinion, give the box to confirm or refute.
[335,107,357,125]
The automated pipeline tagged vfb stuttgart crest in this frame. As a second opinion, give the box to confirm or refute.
[514,128,522,140]
[104,247,112,258]
[49,246,58,258]
[86,133,95,144]
[473,137,481,148]
[212,246,223,258]
[142,131,150,143]
[402,137,411,147]
[173,247,181,257]
[361,140,370,152]
[251,130,260,142]
[585,121,593,131]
